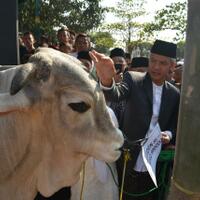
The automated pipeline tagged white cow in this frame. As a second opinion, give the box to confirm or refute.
[0,48,124,200]
[71,107,120,200]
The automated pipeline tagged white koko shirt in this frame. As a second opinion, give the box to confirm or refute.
[134,82,164,172]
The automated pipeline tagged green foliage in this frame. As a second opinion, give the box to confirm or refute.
[128,40,152,57]
[177,40,185,59]
[90,32,115,54]
[109,0,145,19]
[18,0,105,40]
[103,0,146,51]
[143,1,187,42]
[18,0,27,4]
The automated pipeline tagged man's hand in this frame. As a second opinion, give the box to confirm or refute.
[161,132,171,144]
[89,50,116,87]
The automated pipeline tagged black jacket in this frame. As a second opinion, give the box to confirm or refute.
[103,71,180,165]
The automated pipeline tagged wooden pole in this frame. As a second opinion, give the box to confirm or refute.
[168,0,200,199]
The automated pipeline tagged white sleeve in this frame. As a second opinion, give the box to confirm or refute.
[106,106,119,128]
[99,78,115,90]
[164,130,172,140]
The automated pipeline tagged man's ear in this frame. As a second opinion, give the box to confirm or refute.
[170,61,176,73]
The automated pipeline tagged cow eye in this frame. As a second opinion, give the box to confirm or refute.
[68,102,90,113]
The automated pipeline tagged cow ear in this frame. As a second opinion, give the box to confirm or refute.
[10,64,35,95]
[10,57,51,95]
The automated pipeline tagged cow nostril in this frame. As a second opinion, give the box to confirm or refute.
[119,146,124,152]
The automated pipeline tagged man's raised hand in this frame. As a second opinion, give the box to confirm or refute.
[89,50,116,87]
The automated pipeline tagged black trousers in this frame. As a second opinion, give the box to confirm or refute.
[121,170,157,200]
[34,187,71,200]
[117,155,157,200]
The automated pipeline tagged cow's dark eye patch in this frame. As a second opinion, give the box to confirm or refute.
[68,102,90,113]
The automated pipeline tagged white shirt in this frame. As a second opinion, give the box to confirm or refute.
[134,83,163,172]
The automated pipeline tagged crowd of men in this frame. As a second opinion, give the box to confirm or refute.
[19,27,183,200]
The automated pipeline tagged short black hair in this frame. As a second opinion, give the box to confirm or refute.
[77,51,92,63]
[131,57,149,68]
[57,27,69,36]
[75,33,90,41]
[23,31,34,37]
[110,48,125,58]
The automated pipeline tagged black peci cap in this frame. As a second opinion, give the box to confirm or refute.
[131,57,149,68]
[151,40,177,59]
[110,48,125,58]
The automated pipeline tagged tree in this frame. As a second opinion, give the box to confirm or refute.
[177,40,185,60]
[128,40,152,57]
[167,0,200,199]
[18,0,105,39]
[143,1,187,42]
[102,0,146,51]
[90,32,116,54]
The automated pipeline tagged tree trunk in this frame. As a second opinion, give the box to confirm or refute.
[168,0,200,199]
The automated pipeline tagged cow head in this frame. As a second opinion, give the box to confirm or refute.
[0,48,123,198]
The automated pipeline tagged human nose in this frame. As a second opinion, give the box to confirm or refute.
[153,61,160,69]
